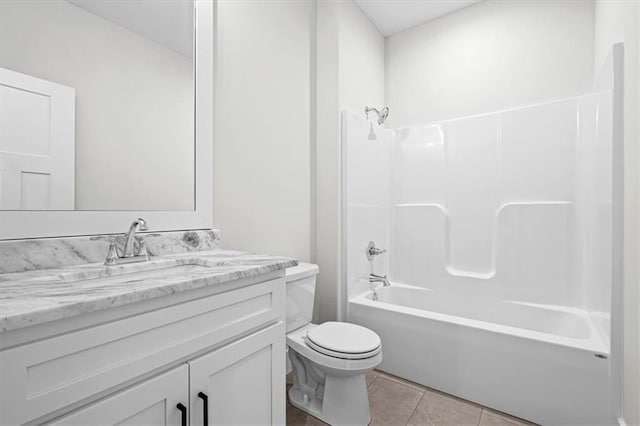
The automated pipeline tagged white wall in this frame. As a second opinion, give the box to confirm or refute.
[0,0,194,211]
[338,1,385,112]
[593,2,640,425]
[212,0,386,323]
[314,0,341,323]
[213,0,312,261]
[385,0,595,127]
[314,0,385,321]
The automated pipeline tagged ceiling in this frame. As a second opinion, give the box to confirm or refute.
[65,0,478,55]
[353,0,482,37]
[66,0,194,58]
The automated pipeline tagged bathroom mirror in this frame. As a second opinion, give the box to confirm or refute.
[0,0,213,239]
[0,0,195,211]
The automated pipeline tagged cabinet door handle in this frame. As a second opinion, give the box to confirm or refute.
[176,402,187,426]
[198,392,209,425]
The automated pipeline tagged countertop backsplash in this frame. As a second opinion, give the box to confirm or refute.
[0,229,221,274]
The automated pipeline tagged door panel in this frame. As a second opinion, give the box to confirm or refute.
[0,67,75,210]
[189,323,286,426]
[49,365,189,426]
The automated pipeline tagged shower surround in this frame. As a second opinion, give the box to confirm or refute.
[343,52,619,425]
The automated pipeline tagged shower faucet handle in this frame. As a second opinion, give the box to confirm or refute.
[366,241,387,261]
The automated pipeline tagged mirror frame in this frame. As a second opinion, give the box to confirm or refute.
[0,1,214,240]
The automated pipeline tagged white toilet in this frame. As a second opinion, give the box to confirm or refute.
[285,263,382,425]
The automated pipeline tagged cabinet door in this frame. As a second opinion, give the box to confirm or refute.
[49,365,189,426]
[189,323,286,426]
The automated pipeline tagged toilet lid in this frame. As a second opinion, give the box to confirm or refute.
[305,322,381,356]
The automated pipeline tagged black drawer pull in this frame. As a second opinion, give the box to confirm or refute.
[177,402,187,426]
[198,392,209,425]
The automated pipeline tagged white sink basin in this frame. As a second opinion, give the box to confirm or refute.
[66,264,215,287]
[41,258,217,285]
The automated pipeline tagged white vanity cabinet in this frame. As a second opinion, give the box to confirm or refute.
[50,365,190,426]
[189,323,285,426]
[50,323,285,426]
[0,271,286,426]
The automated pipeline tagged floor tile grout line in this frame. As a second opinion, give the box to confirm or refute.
[404,388,427,426]
[376,373,428,395]
[370,372,426,426]
[378,371,428,393]
[367,374,380,389]
[372,371,427,425]
[377,371,517,424]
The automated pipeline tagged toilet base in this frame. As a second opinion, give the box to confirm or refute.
[286,324,382,425]
[288,372,371,426]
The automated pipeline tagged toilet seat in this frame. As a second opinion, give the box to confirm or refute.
[305,338,381,360]
[287,324,383,372]
[305,322,381,360]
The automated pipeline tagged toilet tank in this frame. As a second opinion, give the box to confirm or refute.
[285,262,319,333]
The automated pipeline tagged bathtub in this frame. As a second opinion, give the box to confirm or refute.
[349,284,613,425]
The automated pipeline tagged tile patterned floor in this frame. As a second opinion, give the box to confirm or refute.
[286,370,538,426]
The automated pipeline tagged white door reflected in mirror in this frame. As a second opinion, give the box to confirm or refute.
[0,68,75,210]
[0,0,195,211]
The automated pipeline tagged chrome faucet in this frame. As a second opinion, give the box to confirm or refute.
[91,218,152,266]
[369,273,390,287]
[123,218,148,257]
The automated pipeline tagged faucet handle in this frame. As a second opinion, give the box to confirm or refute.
[369,273,388,281]
[366,241,387,261]
[90,235,121,265]
[134,233,160,259]
[135,236,149,259]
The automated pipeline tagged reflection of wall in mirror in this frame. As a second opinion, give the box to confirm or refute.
[0,0,194,211]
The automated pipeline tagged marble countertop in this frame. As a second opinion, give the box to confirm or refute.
[0,250,297,333]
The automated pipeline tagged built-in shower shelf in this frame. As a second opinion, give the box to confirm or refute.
[393,201,573,280]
